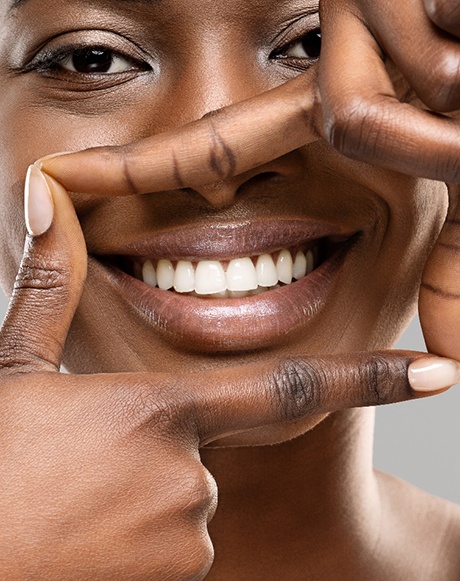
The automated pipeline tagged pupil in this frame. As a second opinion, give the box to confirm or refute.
[72,48,113,73]
[302,29,321,59]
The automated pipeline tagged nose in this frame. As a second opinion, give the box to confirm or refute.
[155,32,319,208]
[189,157,304,209]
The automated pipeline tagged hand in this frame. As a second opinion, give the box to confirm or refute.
[317,0,460,361]
[318,0,460,180]
[0,163,454,579]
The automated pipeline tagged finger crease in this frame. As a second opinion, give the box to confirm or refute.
[421,282,460,299]
[208,121,237,181]
[438,242,460,254]
[121,153,139,195]
[172,150,186,188]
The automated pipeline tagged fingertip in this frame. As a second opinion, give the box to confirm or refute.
[39,171,88,273]
[408,356,460,392]
[24,165,54,237]
[34,151,75,170]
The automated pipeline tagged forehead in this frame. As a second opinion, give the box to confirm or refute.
[6,0,317,16]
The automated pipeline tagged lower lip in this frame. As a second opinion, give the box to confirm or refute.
[94,240,356,352]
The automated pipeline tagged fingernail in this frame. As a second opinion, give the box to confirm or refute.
[408,357,460,392]
[24,165,54,237]
[34,151,73,169]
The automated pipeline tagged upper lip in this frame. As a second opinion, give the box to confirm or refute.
[91,217,357,261]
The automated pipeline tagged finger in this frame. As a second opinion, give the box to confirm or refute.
[0,167,87,373]
[420,185,460,359]
[424,0,460,40]
[166,351,458,445]
[360,0,460,111]
[319,2,460,182]
[37,70,322,196]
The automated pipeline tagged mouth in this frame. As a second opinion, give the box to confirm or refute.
[94,219,360,352]
[117,239,330,299]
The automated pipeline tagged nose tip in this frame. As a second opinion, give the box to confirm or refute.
[191,179,242,208]
[191,167,285,208]
[189,152,305,208]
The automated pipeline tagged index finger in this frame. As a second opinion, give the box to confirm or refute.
[177,351,455,445]
[41,8,460,194]
[38,70,322,196]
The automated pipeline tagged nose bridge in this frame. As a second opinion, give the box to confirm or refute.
[174,28,263,122]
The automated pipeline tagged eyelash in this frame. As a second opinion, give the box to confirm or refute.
[23,45,148,75]
[274,28,322,65]
[22,27,321,79]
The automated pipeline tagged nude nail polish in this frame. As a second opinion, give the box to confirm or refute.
[24,165,54,237]
[34,151,74,169]
[408,357,460,392]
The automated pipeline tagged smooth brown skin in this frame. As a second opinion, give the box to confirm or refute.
[2,0,460,579]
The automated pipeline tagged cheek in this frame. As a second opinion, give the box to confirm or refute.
[0,88,153,295]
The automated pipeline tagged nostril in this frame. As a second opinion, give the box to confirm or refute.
[236,171,281,196]
[248,172,279,184]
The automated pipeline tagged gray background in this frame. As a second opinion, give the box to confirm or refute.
[0,293,458,504]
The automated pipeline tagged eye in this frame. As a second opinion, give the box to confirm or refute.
[59,47,135,74]
[284,28,322,60]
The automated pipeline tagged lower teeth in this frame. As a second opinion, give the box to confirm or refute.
[185,284,282,299]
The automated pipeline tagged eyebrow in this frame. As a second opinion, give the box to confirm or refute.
[8,0,160,13]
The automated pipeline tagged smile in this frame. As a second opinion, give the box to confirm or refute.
[94,219,360,352]
[129,243,320,299]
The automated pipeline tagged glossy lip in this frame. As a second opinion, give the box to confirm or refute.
[93,234,360,353]
[104,218,355,262]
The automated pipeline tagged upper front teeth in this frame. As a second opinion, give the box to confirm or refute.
[226,257,258,292]
[140,248,316,295]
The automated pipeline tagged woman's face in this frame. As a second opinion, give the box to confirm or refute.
[0,0,447,443]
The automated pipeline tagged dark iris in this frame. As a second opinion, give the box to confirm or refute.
[71,48,114,73]
[301,29,321,59]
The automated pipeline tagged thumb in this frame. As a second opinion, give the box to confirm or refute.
[0,166,87,373]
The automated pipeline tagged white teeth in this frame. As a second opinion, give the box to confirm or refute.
[226,257,258,292]
[142,259,157,287]
[157,259,174,290]
[195,261,227,295]
[139,245,319,295]
[276,249,293,284]
[229,290,249,298]
[306,250,314,274]
[293,251,307,280]
[174,260,195,293]
[256,254,278,287]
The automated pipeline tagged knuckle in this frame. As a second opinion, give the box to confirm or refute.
[117,378,180,433]
[174,533,214,581]
[360,354,408,406]
[206,119,237,181]
[324,95,387,159]
[14,254,69,296]
[115,378,198,440]
[154,526,213,581]
[180,465,218,521]
[425,0,460,28]
[269,357,323,421]
[423,49,460,110]
[0,339,56,373]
